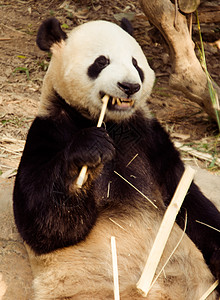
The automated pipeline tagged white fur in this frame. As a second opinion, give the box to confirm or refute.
[27,208,217,299]
[39,21,155,121]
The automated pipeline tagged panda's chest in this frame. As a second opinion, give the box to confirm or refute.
[93,140,161,210]
[106,121,142,151]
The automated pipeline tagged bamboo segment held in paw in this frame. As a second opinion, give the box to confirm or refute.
[76,95,109,188]
[76,165,88,188]
[136,166,196,297]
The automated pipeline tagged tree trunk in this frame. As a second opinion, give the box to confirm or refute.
[139,0,220,122]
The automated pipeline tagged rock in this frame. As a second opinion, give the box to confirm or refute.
[194,167,220,210]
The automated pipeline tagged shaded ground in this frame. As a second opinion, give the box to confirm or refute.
[0,1,219,299]
[0,178,33,300]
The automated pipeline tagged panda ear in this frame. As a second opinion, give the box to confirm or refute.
[36,18,67,52]
[120,18,134,36]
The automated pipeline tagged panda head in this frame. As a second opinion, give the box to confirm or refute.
[37,18,155,122]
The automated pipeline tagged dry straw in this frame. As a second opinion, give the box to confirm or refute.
[114,171,158,209]
[149,211,188,292]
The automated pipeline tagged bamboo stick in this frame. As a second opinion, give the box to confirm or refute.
[149,211,188,291]
[111,236,120,300]
[75,95,109,188]
[136,166,196,297]
[199,280,219,300]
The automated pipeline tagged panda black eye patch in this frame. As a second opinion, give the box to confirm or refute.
[88,55,110,79]
[132,57,144,82]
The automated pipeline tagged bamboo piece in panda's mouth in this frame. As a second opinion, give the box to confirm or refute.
[75,95,109,188]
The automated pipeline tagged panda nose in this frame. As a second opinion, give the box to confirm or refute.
[117,82,140,97]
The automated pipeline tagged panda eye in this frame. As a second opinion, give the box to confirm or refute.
[132,57,144,83]
[88,55,110,79]
[132,57,138,67]
[96,56,110,68]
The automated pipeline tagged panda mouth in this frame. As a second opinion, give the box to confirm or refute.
[101,94,135,111]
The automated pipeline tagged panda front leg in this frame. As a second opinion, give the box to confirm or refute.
[13,117,115,255]
[68,126,115,188]
[146,118,220,288]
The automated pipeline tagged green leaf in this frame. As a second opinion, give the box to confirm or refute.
[17,55,26,59]
[61,23,69,29]
[13,67,30,80]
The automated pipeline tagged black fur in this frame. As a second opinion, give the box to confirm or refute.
[87,55,110,79]
[132,57,145,82]
[13,93,220,285]
[87,55,144,83]
[121,18,134,36]
[36,17,67,51]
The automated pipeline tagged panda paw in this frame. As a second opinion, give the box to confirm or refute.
[68,127,115,169]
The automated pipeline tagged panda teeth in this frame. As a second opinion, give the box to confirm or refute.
[116,98,121,105]
[130,100,134,106]
[110,97,134,107]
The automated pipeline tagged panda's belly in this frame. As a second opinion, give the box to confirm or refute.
[27,207,216,300]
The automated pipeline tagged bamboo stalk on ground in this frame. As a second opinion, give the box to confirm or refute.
[196,10,220,131]
[199,280,219,300]
[111,236,120,300]
[136,166,196,297]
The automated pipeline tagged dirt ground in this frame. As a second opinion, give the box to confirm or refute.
[0,0,220,299]
[0,0,220,177]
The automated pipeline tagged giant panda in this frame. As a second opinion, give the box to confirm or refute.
[13,17,220,299]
